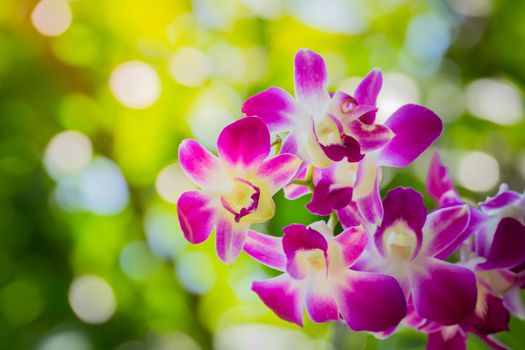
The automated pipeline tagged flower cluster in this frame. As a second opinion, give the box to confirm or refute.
[175,49,523,349]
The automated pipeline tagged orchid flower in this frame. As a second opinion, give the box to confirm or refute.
[427,152,525,319]
[406,291,510,350]
[242,49,393,169]
[243,221,407,332]
[177,117,301,264]
[284,104,443,221]
[355,187,477,326]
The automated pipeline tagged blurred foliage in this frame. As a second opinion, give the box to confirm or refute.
[1,0,525,349]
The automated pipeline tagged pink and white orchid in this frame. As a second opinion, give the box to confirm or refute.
[244,221,407,331]
[177,117,301,264]
[242,49,393,168]
[171,48,521,348]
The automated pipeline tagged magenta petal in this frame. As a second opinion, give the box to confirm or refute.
[333,226,369,267]
[244,230,286,271]
[217,117,270,168]
[464,293,510,335]
[337,202,365,228]
[281,131,299,156]
[427,330,466,350]
[477,218,525,270]
[426,151,460,205]
[319,134,365,163]
[375,187,426,258]
[282,224,328,278]
[378,104,443,168]
[215,217,249,264]
[257,153,302,194]
[337,271,407,332]
[354,69,382,107]
[177,191,218,244]
[412,259,477,326]
[178,139,225,190]
[294,49,330,115]
[354,69,382,125]
[252,275,304,326]
[284,182,311,200]
[355,169,384,225]
[241,87,302,133]
[306,178,353,216]
[480,188,522,213]
[423,204,470,259]
[503,287,525,319]
[305,285,339,323]
[347,120,394,152]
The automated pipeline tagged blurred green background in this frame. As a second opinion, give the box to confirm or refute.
[1,0,525,349]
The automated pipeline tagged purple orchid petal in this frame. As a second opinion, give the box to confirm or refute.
[294,49,330,116]
[427,329,466,350]
[471,208,492,257]
[244,230,286,271]
[375,187,427,259]
[314,115,365,163]
[305,281,339,323]
[284,182,311,200]
[355,69,382,106]
[347,120,394,152]
[412,258,477,326]
[378,104,443,168]
[333,226,369,267]
[354,160,383,225]
[257,153,302,195]
[241,87,303,132]
[426,151,460,205]
[217,117,270,168]
[423,204,470,259]
[319,133,365,163]
[464,293,510,335]
[503,286,525,319]
[480,186,522,214]
[215,216,249,264]
[306,178,353,216]
[477,218,525,270]
[336,270,407,332]
[337,202,365,228]
[281,131,299,155]
[178,139,228,190]
[252,275,304,326]
[282,224,328,279]
[283,166,311,199]
[177,191,219,244]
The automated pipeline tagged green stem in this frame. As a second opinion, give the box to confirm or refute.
[291,163,315,191]
[328,211,339,231]
[271,135,282,154]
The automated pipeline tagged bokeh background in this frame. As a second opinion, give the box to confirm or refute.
[1,0,525,349]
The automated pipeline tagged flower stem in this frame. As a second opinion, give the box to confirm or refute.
[328,211,339,231]
[271,135,282,154]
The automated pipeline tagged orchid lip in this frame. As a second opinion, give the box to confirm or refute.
[220,177,260,223]
[383,222,418,261]
[294,248,328,277]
